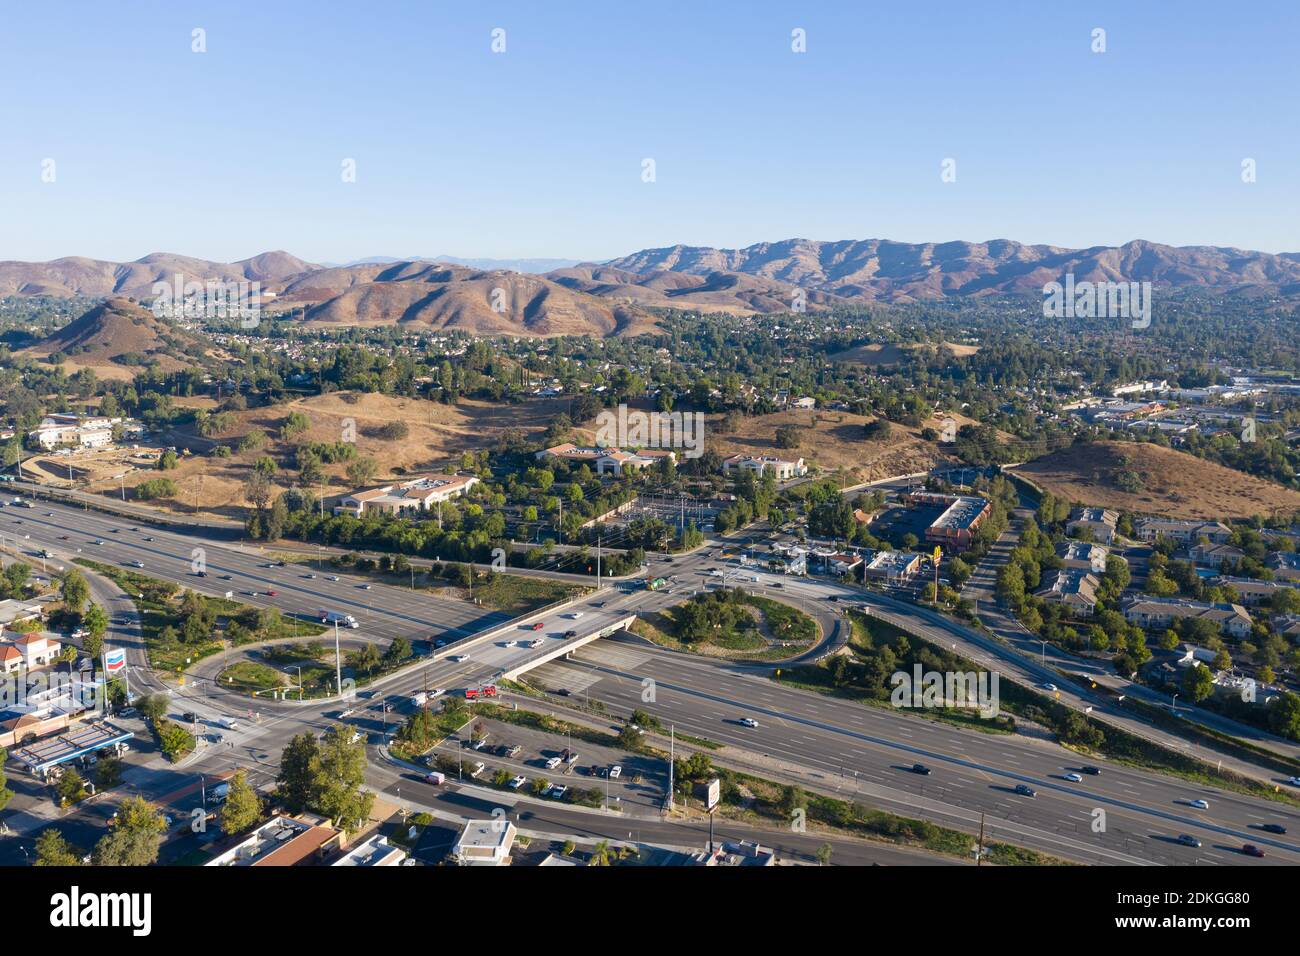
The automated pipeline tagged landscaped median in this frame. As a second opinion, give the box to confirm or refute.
[74,558,326,674]
[630,588,820,661]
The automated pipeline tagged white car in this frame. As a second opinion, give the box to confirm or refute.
[327,575,340,582]
[448,654,469,663]
[739,717,760,728]
[1286,776,1300,787]
[1042,683,1057,692]
[501,640,517,648]
[349,731,364,744]
[609,765,622,779]
[472,738,488,751]
[528,639,544,648]
[469,762,485,778]
[130,561,145,568]
[508,775,526,789]
[567,611,584,620]
[1189,799,1210,810]
[1064,772,1083,782]
[545,756,562,770]
[549,784,567,800]
[428,688,446,699]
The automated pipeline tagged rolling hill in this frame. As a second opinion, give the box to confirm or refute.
[1010,441,1300,520]
[22,297,215,372]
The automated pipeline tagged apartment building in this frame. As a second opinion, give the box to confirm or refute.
[1123,597,1253,639]
[1134,518,1232,546]
[1035,570,1100,617]
[1066,507,1119,545]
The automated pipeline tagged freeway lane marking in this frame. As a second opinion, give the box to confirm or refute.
[557,658,1300,856]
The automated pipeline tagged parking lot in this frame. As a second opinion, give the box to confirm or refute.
[422,716,667,812]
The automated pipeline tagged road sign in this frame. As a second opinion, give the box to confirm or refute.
[103,647,126,673]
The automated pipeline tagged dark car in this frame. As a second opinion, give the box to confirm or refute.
[1258,823,1287,835]
[194,570,207,577]
[664,556,674,563]
[181,712,198,723]
[1079,765,1102,776]
[827,595,840,602]
[564,630,577,638]
[1175,833,1202,848]
[911,764,932,775]
[1242,844,1265,858]
[1014,784,1037,797]
[555,688,571,697]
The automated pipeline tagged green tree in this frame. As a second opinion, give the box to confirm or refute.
[1181,663,1216,703]
[93,796,165,866]
[220,771,261,835]
[312,725,374,831]
[34,828,83,866]
[277,732,320,813]
[60,568,89,614]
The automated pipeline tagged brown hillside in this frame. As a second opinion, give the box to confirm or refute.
[1011,441,1300,520]
[22,297,212,372]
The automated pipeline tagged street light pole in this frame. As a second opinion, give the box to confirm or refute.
[333,620,342,698]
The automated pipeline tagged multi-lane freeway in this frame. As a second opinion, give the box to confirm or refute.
[4,494,1299,866]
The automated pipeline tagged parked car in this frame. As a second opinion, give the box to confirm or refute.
[545,756,562,770]
[469,762,485,778]
[609,765,622,779]
[549,784,567,800]
[508,775,526,789]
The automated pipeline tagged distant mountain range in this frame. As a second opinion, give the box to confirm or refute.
[5,237,1300,337]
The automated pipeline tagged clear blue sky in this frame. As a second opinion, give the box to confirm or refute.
[1,0,1296,263]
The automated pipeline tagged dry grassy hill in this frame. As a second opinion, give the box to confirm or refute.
[21,297,213,374]
[1011,441,1300,519]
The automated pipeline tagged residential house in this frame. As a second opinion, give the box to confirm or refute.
[1056,541,1109,574]
[1123,597,1253,639]
[1134,518,1232,546]
[1066,507,1118,545]
[1035,570,1100,617]
[1188,542,1245,568]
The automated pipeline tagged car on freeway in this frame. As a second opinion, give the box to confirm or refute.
[469,762,485,778]
[609,765,622,779]
[58,534,69,540]
[304,573,316,579]
[194,570,207,577]
[359,584,372,590]
[143,536,154,541]
[568,611,584,620]
[93,539,105,545]
[1242,844,1265,858]
[563,630,577,638]
[1175,834,1202,848]
[738,717,760,728]
[545,756,562,770]
[501,640,517,648]
[45,511,55,517]
[911,764,931,775]
[327,575,340,582]
[1189,799,1210,810]
[508,775,526,789]
[218,574,233,580]
[1064,772,1083,783]
[448,655,469,663]
[109,528,119,534]
[1041,683,1057,692]
[549,785,567,800]
[266,589,278,597]
[528,639,544,648]
[1288,776,1300,787]
[530,621,545,630]
[1013,784,1037,797]
[1080,765,1102,776]
[130,560,145,568]
[1258,823,1287,834]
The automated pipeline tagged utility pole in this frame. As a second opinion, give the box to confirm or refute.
[976,813,986,867]
[667,723,675,813]
[333,620,343,698]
